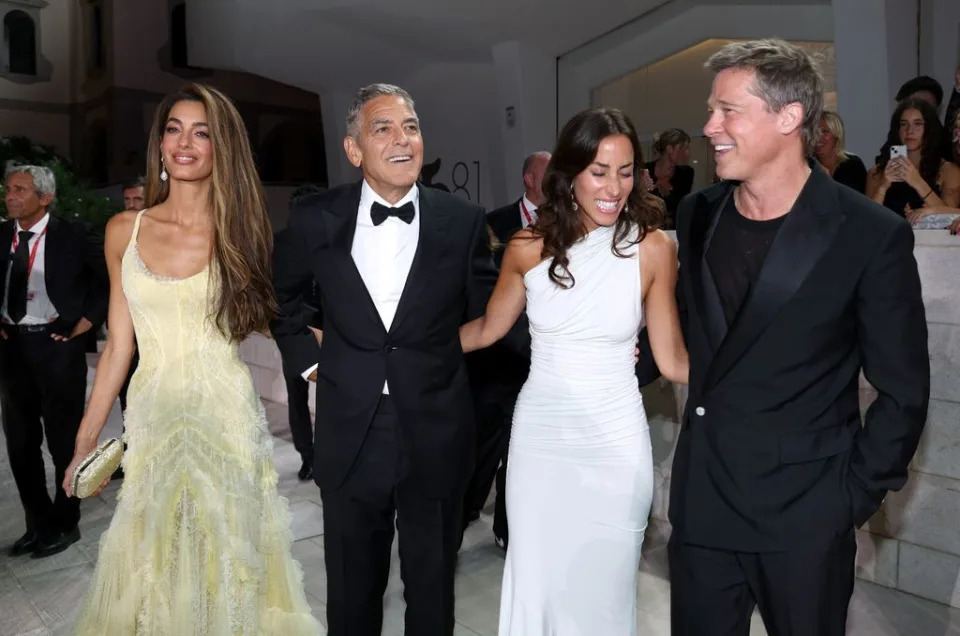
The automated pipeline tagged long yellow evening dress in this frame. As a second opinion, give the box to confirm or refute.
[75,210,321,635]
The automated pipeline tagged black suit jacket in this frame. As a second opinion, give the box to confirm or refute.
[669,166,929,552]
[463,199,531,393]
[0,214,108,336]
[272,181,501,496]
[487,198,524,268]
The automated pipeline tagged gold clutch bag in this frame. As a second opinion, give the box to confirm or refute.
[71,438,123,499]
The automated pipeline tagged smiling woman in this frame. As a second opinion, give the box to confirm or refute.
[68,83,322,634]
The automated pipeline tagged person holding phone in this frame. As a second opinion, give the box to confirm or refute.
[866,98,960,216]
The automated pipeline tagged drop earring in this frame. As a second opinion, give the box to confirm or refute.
[160,158,168,182]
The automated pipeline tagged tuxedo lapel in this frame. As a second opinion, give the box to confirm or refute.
[687,185,732,353]
[322,182,387,334]
[389,184,450,336]
[704,167,845,390]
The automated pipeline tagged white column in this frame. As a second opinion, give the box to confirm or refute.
[833,0,919,160]
[491,41,557,208]
[319,90,361,188]
[920,0,960,115]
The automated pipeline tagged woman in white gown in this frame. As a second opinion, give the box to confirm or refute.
[461,108,689,635]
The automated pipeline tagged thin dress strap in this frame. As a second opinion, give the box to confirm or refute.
[126,209,145,253]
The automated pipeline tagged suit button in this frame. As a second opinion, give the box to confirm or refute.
[695,406,706,416]
[384,345,397,353]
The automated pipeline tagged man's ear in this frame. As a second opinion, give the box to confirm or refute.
[778,102,805,139]
[343,135,363,169]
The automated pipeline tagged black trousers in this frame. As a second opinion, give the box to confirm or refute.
[669,529,856,636]
[281,359,313,462]
[0,329,86,540]
[461,382,517,542]
[321,395,462,636]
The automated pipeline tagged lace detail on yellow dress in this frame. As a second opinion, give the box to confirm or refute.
[74,210,321,635]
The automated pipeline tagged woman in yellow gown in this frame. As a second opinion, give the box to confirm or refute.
[64,83,321,635]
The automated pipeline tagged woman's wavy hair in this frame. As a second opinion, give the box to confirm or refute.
[535,108,665,288]
[876,97,944,190]
[144,83,277,341]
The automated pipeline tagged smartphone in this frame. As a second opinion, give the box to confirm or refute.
[890,144,908,159]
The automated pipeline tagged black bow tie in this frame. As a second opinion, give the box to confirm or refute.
[370,201,415,226]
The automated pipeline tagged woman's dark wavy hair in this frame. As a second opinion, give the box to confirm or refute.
[876,98,944,190]
[535,108,665,288]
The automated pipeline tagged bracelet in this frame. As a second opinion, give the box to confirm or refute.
[922,189,933,200]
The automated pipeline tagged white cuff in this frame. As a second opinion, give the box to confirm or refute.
[301,363,318,381]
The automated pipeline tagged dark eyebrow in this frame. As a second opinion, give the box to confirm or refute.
[166,117,208,127]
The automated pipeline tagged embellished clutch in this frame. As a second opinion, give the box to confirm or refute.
[70,438,123,499]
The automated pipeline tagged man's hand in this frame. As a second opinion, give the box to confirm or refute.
[0,328,7,341]
[52,317,93,342]
[307,369,317,382]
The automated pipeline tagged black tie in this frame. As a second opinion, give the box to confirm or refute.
[370,201,415,226]
[7,230,32,324]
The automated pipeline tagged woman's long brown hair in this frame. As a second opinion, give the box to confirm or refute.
[535,108,665,288]
[144,83,277,341]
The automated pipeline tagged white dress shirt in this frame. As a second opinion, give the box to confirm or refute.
[520,194,539,229]
[2,213,58,325]
[302,181,421,394]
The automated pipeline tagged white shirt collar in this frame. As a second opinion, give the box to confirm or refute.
[359,180,420,223]
[521,194,538,214]
[15,212,50,235]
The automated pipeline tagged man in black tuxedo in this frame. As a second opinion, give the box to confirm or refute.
[272,84,508,636]
[486,151,550,267]
[664,40,929,635]
[461,150,547,548]
[273,184,325,481]
[0,165,108,558]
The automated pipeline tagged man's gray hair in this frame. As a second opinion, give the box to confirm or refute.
[5,163,56,209]
[345,84,416,138]
[521,151,551,178]
[706,39,824,156]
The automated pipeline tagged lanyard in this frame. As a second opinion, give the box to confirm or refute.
[11,226,47,281]
[520,200,535,226]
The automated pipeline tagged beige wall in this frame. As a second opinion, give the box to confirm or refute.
[593,38,836,143]
[0,1,75,103]
[0,108,70,154]
[109,1,318,109]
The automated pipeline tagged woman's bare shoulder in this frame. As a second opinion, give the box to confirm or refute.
[505,228,545,272]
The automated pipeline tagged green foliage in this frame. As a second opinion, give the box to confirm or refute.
[0,136,116,234]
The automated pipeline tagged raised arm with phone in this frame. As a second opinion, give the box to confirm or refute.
[867,98,960,215]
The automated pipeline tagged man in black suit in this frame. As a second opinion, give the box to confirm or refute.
[486,151,550,266]
[273,84,514,636]
[273,184,325,481]
[461,150,548,549]
[0,165,108,558]
[664,40,929,635]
